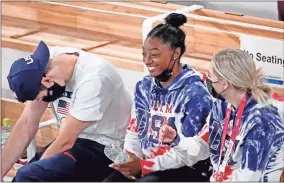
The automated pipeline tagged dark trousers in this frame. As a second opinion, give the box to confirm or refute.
[12,138,114,182]
[103,158,212,182]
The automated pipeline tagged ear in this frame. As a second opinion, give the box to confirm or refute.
[41,76,54,88]
[173,48,181,60]
[220,79,230,89]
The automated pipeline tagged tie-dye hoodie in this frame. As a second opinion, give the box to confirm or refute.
[124,65,213,176]
[173,94,284,181]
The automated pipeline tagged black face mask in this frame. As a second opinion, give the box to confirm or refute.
[154,69,173,82]
[205,78,226,101]
[42,82,66,102]
[154,49,178,82]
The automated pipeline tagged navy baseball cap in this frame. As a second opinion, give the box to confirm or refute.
[7,41,50,102]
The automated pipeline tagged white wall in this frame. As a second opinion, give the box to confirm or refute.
[173,1,279,21]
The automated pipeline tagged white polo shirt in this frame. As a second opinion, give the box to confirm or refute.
[49,46,132,146]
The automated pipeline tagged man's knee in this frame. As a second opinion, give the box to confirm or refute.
[13,163,43,182]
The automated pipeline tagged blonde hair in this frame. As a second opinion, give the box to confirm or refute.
[212,48,272,105]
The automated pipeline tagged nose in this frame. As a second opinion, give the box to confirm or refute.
[143,54,152,65]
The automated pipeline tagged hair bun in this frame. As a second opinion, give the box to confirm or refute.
[165,13,187,28]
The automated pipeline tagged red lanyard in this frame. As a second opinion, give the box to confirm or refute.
[218,95,248,172]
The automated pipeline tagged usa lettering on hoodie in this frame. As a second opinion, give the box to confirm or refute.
[124,65,213,176]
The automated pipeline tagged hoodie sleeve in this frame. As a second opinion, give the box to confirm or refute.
[140,83,213,175]
[124,81,145,158]
[124,118,144,158]
[140,116,211,176]
[229,115,284,181]
[171,83,213,147]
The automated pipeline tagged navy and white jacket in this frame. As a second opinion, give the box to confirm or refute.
[124,65,213,175]
[174,94,284,181]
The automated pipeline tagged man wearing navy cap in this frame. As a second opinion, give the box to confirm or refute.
[1,41,132,181]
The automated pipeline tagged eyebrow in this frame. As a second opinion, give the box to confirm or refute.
[142,47,160,51]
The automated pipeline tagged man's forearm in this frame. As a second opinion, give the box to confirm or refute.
[40,138,73,160]
[40,113,89,160]
[1,122,36,177]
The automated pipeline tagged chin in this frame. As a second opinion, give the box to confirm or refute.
[149,73,159,78]
[148,70,160,77]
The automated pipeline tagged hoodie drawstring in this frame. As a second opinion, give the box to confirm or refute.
[151,86,168,110]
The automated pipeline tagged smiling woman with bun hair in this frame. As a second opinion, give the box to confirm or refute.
[103,13,213,182]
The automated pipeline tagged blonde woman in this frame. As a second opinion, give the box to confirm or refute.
[158,48,284,182]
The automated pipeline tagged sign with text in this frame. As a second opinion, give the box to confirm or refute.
[240,35,284,88]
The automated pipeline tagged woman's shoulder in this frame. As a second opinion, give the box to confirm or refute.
[244,105,284,135]
[210,99,228,120]
[135,75,152,89]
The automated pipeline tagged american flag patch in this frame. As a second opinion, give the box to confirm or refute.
[57,100,70,115]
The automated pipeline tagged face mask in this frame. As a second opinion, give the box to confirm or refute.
[205,78,227,101]
[154,69,173,82]
[42,82,66,102]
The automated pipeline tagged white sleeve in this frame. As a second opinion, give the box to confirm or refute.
[171,114,211,166]
[124,117,144,159]
[48,46,81,59]
[140,131,210,175]
[69,75,114,122]
[153,136,209,170]
[48,46,59,59]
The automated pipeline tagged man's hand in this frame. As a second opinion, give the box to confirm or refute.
[109,157,141,180]
[159,125,177,144]
[40,114,89,160]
